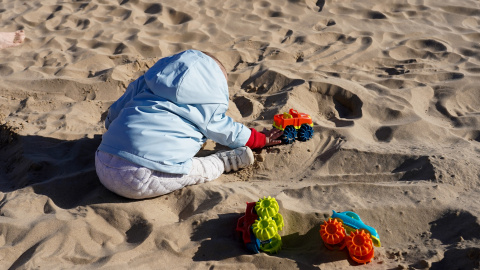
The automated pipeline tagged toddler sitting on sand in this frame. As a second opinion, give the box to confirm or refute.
[95,49,282,199]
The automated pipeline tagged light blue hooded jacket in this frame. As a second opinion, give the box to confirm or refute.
[98,50,251,174]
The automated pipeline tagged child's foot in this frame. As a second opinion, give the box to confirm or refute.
[0,30,25,50]
[215,146,254,172]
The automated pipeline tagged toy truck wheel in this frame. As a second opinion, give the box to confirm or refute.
[281,126,297,144]
[345,230,374,264]
[298,124,314,141]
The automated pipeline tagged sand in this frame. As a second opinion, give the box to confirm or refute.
[1,0,480,269]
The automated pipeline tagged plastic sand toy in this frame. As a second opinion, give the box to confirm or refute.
[272,108,314,144]
[331,210,381,247]
[236,196,284,254]
[319,210,381,264]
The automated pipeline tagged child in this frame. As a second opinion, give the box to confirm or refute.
[95,49,283,199]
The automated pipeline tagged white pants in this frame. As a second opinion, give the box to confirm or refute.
[95,150,225,199]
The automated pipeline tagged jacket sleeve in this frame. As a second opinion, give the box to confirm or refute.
[204,104,251,149]
[245,128,266,149]
[105,78,142,129]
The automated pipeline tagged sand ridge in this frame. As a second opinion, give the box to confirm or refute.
[1,0,480,269]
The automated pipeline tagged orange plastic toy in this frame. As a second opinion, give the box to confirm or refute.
[272,109,314,144]
[320,219,375,264]
[319,218,346,248]
[273,109,313,130]
[345,230,375,264]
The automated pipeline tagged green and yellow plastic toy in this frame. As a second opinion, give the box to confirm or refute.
[236,196,284,254]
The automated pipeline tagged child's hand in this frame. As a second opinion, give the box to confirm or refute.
[262,128,283,147]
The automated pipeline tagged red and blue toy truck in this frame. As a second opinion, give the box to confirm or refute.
[236,196,284,254]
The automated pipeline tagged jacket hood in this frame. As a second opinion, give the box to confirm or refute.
[144,50,229,105]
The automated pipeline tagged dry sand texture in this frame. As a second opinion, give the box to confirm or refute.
[1,0,480,269]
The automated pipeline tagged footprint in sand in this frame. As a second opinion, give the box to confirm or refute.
[0,30,25,50]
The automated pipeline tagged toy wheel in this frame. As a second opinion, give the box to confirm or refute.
[298,124,314,141]
[345,230,374,264]
[252,216,279,241]
[281,126,297,144]
[255,196,279,218]
[260,233,282,254]
[320,218,346,246]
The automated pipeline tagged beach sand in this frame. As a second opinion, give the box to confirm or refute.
[1,0,480,269]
